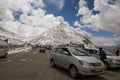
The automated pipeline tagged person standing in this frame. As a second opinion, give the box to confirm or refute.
[116,49,119,56]
[99,47,107,62]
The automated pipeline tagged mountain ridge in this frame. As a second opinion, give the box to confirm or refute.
[30,22,97,50]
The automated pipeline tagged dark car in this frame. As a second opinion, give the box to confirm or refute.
[0,40,9,58]
[39,46,46,53]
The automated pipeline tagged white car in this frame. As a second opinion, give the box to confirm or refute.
[91,51,120,69]
[0,40,9,58]
[50,47,105,78]
[104,51,120,69]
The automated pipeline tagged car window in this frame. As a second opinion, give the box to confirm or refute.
[55,48,62,54]
[52,48,56,53]
[61,48,70,55]
[106,51,114,56]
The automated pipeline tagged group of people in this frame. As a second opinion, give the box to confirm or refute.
[99,47,119,62]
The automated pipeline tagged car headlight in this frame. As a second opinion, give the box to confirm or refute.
[79,60,103,67]
[79,60,89,67]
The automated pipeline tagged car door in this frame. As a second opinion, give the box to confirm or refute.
[60,48,71,69]
[54,48,63,66]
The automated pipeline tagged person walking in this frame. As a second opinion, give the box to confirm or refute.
[116,49,119,56]
[99,47,107,62]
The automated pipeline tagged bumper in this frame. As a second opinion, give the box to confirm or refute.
[110,63,120,68]
[78,67,105,75]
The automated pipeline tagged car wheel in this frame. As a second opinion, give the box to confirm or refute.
[104,62,109,70]
[2,53,7,58]
[69,65,78,78]
[50,59,55,68]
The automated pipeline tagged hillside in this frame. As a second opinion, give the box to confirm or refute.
[30,22,97,50]
[0,27,24,45]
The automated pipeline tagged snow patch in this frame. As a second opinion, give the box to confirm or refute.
[8,47,32,54]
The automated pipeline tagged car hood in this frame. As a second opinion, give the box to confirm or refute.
[74,56,101,63]
[107,56,120,60]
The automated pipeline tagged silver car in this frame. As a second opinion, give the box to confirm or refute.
[50,47,105,78]
[0,40,9,58]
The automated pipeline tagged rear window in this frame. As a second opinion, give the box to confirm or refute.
[55,48,62,54]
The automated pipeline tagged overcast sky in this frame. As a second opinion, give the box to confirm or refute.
[0,0,120,46]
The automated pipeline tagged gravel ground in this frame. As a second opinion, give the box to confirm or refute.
[0,48,120,80]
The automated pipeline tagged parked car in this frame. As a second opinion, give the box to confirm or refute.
[0,40,9,58]
[50,47,105,78]
[39,46,46,53]
[90,51,120,69]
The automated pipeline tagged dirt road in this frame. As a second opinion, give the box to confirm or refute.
[0,48,120,80]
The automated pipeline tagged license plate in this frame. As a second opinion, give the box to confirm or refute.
[95,68,102,72]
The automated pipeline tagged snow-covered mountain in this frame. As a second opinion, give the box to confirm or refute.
[0,27,24,45]
[0,21,97,49]
[30,22,97,50]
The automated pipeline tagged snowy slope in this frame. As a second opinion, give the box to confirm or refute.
[30,22,97,49]
[0,27,24,45]
[31,23,83,45]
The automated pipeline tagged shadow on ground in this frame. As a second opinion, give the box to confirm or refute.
[109,68,120,73]
[53,66,106,80]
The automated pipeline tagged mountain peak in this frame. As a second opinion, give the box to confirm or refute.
[30,22,97,50]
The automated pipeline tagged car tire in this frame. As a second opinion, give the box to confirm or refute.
[1,53,7,58]
[50,59,55,68]
[3,55,7,58]
[69,65,78,79]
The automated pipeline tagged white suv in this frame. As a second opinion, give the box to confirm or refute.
[50,47,105,78]
[0,40,9,58]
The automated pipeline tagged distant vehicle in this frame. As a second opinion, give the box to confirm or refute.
[0,40,9,58]
[31,45,38,49]
[39,46,46,53]
[90,51,120,69]
[45,45,53,50]
[50,47,105,78]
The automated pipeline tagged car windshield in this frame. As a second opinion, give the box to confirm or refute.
[69,48,91,56]
[106,51,114,56]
